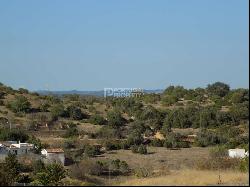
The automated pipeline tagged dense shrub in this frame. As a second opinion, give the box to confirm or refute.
[76,144,102,158]
[150,138,164,147]
[63,138,77,149]
[107,110,126,128]
[89,114,106,125]
[133,167,152,178]
[131,145,147,154]
[96,126,123,139]
[207,82,230,97]
[103,139,123,151]
[18,88,29,94]
[0,129,29,142]
[50,104,66,120]
[63,123,79,138]
[66,105,85,120]
[127,131,144,146]
[7,96,31,113]
[195,129,221,147]
[163,133,190,149]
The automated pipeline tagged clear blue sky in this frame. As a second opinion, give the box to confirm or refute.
[0,0,249,91]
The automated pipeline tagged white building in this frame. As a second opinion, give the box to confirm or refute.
[228,149,248,159]
[41,148,65,165]
[0,141,34,156]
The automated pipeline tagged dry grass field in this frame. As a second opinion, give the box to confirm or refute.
[96,147,210,170]
[118,170,249,186]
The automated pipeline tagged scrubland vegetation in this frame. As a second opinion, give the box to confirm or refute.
[0,81,249,186]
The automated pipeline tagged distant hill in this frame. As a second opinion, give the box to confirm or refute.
[37,89,164,97]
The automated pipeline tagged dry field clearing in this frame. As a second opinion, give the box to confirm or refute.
[96,147,210,170]
[118,170,249,186]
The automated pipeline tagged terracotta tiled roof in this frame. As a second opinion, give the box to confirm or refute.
[46,148,64,153]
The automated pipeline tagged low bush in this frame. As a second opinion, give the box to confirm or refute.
[150,139,164,147]
[133,167,152,178]
[131,145,147,154]
[89,114,106,125]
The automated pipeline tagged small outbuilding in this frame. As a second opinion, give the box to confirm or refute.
[41,148,65,165]
[228,149,248,159]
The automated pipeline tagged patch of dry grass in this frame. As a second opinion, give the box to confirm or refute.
[98,147,210,170]
[118,169,249,186]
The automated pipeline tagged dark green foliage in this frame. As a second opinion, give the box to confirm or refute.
[96,126,123,139]
[103,139,123,151]
[39,101,50,112]
[50,103,65,120]
[229,103,249,123]
[45,95,62,105]
[128,121,146,134]
[8,95,31,113]
[84,145,101,157]
[195,129,221,147]
[230,89,249,104]
[216,111,233,125]
[28,135,46,154]
[131,145,147,154]
[131,145,139,153]
[32,160,46,173]
[138,145,147,154]
[107,110,126,128]
[0,154,21,185]
[63,138,77,149]
[143,93,161,104]
[18,88,29,94]
[161,86,188,105]
[137,106,163,130]
[33,163,66,186]
[110,159,130,174]
[127,131,144,146]
[199,107,218,128]
[207,82,230,97]
[163,86,187,98]
[66,105,85,120]
[89,114,106,125]
[0,90,6,100]
[239,157,249,172]
[0,128,29,142]
[109,97,143,116]
[161,95,178,106]
[16,174,33,184]
[63,123,79,138]
[150,138,164,147]
[163,133,190,148]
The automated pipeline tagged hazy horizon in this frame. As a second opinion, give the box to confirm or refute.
[0,0,249,91]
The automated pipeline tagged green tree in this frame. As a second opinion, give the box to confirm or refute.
[18,88,29,94]
[207,82,230,97]
[50,104,65,120]
[66,105,85,120]
[89,114,106,125]
[34,163,66,186]
[138,145,147,154]
[8,95,31,113]
[107,110,125,128]
[127,131,144,146]
[39,101,50,112]
[230,89,249,104]
[64,123,79,138]
[4,154,21,184]
[0,165,12,186]
[0,129,29,142]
